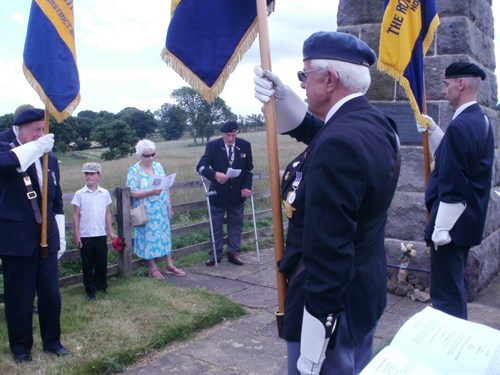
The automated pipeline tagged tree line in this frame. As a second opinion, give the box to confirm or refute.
[0,87,265,160]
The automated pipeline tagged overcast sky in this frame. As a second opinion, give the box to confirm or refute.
[0,0,498,118]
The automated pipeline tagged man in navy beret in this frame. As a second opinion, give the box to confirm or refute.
[0,104,36,143]
[196,121,253,266]
[0,107,70,362]
[416,62,493,320]
[254,31,400,374]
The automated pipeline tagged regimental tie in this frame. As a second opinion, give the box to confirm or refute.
[228,146,234,166]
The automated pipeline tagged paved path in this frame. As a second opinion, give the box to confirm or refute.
[122,247,500,375]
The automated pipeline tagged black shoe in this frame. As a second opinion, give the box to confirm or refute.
[228,253,244,265]
[86,293,95,301]
[45,347,71,356]
[205,257,221,266]
[14,353,32,363]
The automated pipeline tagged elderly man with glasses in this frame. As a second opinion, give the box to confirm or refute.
[254,31,401,375]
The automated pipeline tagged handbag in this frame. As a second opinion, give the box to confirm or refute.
[130,167,148,227]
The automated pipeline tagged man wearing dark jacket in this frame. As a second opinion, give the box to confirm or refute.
[196,121,253,266]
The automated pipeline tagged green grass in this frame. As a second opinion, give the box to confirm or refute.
[0,275,246,375]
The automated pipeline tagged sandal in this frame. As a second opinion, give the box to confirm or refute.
[148,269,165,280]
[165,266,186,277]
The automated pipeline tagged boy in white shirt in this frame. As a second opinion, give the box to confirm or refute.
[72,162,116,301]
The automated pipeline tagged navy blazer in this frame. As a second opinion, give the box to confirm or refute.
[425,103,494,246]
[0,140,63,257]
[196,137,253,207]
[279,96,400,346]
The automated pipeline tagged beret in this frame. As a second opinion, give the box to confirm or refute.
[220,121,238,133]
[12,108,45,126]
[303,31,376,67]
[81,162,102,173]
[445,62,486,80]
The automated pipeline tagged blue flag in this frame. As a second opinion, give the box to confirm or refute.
[23,0,81,122]
[377,0,439,125]
[162,0,275,103]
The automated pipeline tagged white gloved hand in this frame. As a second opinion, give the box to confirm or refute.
[432,202,466,249]
[254,65,308,134]
[254,65,287,102]
[416,115,444,156]
[416,114,437,134]
[11,134,55,171]
[297,307,334,375]
[55,214,66,260]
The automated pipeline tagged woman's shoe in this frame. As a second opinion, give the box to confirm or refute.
[165,266,186,277]
[148,269,165,280]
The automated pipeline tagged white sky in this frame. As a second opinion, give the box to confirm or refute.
[0,0,498,117]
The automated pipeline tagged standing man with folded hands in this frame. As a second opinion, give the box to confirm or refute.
[0,108,70,363]
[416,62,494,320]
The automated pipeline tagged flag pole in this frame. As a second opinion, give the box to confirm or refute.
[422,85,430,187]
[40,107,50,258]
[255,0,286,337]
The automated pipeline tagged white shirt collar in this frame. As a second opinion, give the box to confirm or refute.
[325,93,364,123]
[453,101,476,119]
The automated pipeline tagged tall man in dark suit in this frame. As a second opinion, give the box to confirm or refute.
[254,32,400,374]
[196,121,253,266]
[0,108,69,362]
[416,62,494,319]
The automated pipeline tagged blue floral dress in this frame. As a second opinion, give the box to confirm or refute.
[126,162,172,260]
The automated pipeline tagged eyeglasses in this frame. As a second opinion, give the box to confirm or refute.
[297,68,324,82]
[84,172,97,175]
[142,153,156,158]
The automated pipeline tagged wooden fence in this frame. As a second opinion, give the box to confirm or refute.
[0,176,274,302]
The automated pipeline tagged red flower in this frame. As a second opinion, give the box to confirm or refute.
[112,237,126,252]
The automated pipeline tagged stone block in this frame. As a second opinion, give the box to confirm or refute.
[337,0,384,26]
[386,191,427,241]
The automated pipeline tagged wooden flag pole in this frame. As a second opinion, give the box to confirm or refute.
[422,84,430,187]
[255,0,287,337]
[40,107,50,258]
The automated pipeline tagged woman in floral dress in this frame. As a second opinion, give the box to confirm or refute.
[126,139,185,280]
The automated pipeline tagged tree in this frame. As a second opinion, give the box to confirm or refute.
[116,107,158,139]
[0,114,14,132]
[90,119,137,160]
[170,87,236,144]
[50,116,78,152]
[156,103,187,140]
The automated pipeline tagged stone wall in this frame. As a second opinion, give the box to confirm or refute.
[337,0,500,300]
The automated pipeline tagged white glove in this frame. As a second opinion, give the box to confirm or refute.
[416,115,444,156]
[297,307,334,375]
[254,65,307,134]
[432,202,466,249]
[55,214,66,260]
[11,134,54,172]
[254,65,287,102]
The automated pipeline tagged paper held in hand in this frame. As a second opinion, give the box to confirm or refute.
[226,168,241,179]
[147,173,176,190]
[360,306,500,375]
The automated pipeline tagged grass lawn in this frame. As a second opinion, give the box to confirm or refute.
[0,273,246,375]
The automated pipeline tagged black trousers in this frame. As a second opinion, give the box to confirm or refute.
[208,202,244,258]
[80,236,108,294]
[430,242,470,319]
[1,250,62,356]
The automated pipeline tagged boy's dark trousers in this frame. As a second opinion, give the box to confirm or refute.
[80,236,108,295]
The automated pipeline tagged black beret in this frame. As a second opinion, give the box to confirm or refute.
[220,121,238,133]
[445,62,486,80]
[12,108,45,126]
[303,31,376,67]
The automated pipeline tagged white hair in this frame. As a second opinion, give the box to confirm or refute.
[135,139,156,157]
[311,59,371,94]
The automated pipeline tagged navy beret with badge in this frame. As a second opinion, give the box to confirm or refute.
[303,31,377,67]
[220,121,238,133]
[445,62,486,81]
[12,108,45,126]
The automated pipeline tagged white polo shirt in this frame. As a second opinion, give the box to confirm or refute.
[71,185,112,237]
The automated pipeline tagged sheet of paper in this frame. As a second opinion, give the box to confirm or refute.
[148,173,176,189]
[226,168,241,178]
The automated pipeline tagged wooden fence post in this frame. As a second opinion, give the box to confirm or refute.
[116,187,133,276]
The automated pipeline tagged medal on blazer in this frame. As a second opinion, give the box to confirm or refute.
[430,155,436,173]
[283,172,302,219]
